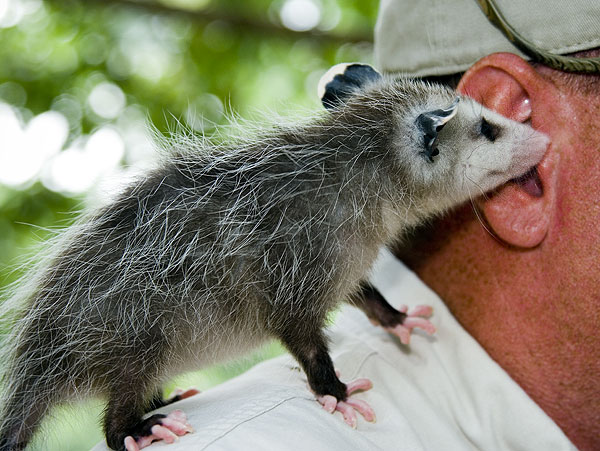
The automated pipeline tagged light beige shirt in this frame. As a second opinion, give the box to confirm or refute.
[92,249,575,451]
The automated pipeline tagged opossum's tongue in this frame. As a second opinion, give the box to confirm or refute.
[512,166,543,197]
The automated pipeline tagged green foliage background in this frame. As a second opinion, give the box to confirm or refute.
[0,0,378,449]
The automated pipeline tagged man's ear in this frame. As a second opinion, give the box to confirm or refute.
[457,52,556,248]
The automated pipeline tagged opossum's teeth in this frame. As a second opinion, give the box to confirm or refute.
[124,410,193,451]
[316,377,375,427]
[384,305,436,345]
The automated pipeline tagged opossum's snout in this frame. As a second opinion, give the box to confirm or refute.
[508,129,550,197]
[506,126,549,177]
[459,108,549,200]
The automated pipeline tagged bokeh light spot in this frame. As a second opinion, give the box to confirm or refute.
[88,82,126,119]
[280,0,321,32]
[0,105,68,187]
[43,127,125,195]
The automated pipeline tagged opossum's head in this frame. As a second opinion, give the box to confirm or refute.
[319,63,549,212]
[396,86,549,210]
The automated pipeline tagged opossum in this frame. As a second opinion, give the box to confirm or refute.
[0,63,549,451]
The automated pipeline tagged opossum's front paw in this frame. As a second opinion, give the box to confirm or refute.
[316,377,376,428]
[377,304,436,345]
[123,410,193,451]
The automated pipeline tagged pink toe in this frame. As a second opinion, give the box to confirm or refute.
[389,324,411,344]
[345,378,373,394]
[344,397,376,422]
[408,305,433,317]
[167,409,187,423]
[336,401,357,428]
[317,394,337,413]
[161,417,193,436]
[151,424,178,444]
[137,434,158,449]
[403,317,436,334]
[124,436,140,451]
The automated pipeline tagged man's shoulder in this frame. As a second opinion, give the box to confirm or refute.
[92,253,575,451]
[118,340,449,451]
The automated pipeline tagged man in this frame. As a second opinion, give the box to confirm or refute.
[379,1,600,449]
[94,1,598,450]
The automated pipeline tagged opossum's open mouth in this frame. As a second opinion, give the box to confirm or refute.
[512,166,543,197]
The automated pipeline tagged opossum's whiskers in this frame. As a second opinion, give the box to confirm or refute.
[465,173,499,240]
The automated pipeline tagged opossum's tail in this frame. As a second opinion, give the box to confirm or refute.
[0,385,53,450]
[0,334,65,450]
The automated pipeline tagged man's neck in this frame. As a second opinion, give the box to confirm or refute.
[397,212,600,451]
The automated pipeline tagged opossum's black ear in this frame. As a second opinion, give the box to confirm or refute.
[416,97,460,162]
[318,63,382,109]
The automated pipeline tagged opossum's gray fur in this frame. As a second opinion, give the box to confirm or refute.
[0,76,547,450]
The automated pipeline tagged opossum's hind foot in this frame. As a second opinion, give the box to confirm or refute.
[354,283,435,345]
[123,410,193,451]
[383,304,436,345]
[279,325,375,428]
[316,376,376,428]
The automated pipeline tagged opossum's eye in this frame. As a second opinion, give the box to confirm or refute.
[480,118,500,142]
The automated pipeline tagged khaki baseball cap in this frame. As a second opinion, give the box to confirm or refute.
[375,0,600,77]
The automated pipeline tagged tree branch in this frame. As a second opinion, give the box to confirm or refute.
[48,0,373,44]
